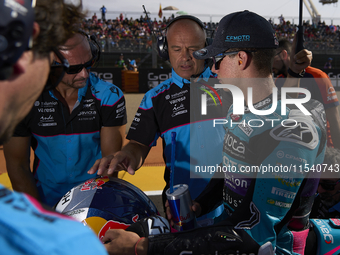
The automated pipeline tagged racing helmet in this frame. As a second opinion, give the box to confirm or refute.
[55,177,160,240]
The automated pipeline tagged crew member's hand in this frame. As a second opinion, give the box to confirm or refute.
[165,200,202,226]
[289,34,312,74]
[103,229,147,255]
[87,151,137,176]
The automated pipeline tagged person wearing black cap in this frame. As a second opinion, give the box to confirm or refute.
[102,11,326,255]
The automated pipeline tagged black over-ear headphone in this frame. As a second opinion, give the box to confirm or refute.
[78,30,101,65]
[0,0,35,80]
[157,15,212,61]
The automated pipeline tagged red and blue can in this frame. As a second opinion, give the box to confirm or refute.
[166,184,197,231]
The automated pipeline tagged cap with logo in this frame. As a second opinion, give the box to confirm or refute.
[194,10,278,60]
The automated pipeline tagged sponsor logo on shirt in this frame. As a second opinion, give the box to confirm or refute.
[171,103,188,117]
[238,122,253,137]
[271,187,296,200]
[38,115,57,127]
[267,198,292,208]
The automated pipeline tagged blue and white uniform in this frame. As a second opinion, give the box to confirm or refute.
[127,68,231,217]
[0,184,107,255]
[13,73,127,206]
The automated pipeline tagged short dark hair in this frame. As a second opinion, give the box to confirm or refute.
[228,48,275,76]
[323,147,340,166]
[33,0,86,57]
[278,38,292,55]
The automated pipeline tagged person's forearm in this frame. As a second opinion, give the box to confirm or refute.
[7,165,40,200]
[121,141,150,170]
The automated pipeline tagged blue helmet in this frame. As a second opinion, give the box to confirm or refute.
[55,177,160,240]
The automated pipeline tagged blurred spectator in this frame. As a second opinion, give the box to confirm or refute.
[100,5,106,20]
[80,14,340,55]
[128,58,140,71]
[324,57,333,69]
[310,147,340,219]
[92,12,97,22]
[115,53,127,70]
[279,14,285,25]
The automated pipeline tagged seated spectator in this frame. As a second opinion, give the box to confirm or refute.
[310,147,340,219]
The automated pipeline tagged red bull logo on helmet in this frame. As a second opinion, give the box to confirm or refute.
[98,220,131,240]
[80,177,110,191]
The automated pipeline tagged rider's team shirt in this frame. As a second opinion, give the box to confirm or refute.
[127,68,232,201]
[13,73,127,206]
[0,184,107,255]
[145,92,327,255]
[275,66,339,147]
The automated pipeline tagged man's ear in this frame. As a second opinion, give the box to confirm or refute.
[237,51,250,70]
[32,22,40,40]
[281,49,289,61]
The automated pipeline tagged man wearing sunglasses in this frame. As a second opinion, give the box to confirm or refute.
[4,32,127,207]
[0,0,118,254]
[88,15,229,222]
[100,11,326,255]
[273,38,340,150]
[311,147,340,219]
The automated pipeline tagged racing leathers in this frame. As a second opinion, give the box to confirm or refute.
[130,92,327,255]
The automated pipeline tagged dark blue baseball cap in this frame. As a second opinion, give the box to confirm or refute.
[194,10,278,60]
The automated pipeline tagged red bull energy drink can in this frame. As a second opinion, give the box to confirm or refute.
[166,184,197,231]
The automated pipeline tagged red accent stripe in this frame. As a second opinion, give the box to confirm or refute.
[25,194,74,221]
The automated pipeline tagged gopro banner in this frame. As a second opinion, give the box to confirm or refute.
[324,69,340,91]
[139,69,172,93]
[91,68,122,89]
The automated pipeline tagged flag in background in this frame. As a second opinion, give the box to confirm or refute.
[158,4,163,18]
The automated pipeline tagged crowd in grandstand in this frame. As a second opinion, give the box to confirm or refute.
[81,13,340,53]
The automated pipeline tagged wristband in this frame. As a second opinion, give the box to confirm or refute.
[287,68,305,78]
[135,237,145,255]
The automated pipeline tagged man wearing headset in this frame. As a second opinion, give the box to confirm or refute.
[3,31,127,207]
[89,15,312,222]
[97,11,323,255]
[0,0,115,254]
[89,16,229,221]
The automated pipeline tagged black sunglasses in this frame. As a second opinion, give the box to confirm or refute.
[44,48,70,91]
[319,179,340,191]
[212,51,240,70]
[212,50,257,70]
[53,55,96,74]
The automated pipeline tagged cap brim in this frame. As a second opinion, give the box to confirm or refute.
[194,45,227,60]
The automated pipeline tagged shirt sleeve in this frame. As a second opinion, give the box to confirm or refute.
[12,115,31,137]
[100,86,127,127]
[126,92,160,147]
